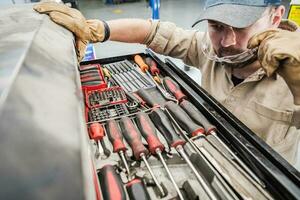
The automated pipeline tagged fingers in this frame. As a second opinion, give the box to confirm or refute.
[49,11,76,33]
[247,29,278,49]
[33,2,70,14]
[33,2,82,18]
[75,39,88,62]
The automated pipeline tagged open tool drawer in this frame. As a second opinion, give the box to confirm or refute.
[80,49,300,200]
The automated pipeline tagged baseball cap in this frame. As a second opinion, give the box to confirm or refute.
[192,0,281,28]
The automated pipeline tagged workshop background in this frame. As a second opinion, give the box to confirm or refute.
[0,0,291,83]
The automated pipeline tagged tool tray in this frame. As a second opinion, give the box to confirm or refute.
[80,63,107,90]
[80,49,300,200]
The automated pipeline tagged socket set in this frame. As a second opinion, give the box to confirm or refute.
[78,52,297,200]
[85,87,127,108]
[87,104,129,122]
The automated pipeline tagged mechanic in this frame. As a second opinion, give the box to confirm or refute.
[33,0,300,169]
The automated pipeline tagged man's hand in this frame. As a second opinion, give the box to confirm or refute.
[34,2,105,61]
[248,29,300,105]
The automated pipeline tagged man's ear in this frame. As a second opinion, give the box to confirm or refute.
[271,5,285,27]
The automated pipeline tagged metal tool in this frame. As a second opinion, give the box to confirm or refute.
[179,99,266,188]
[87,88,127,108]
[119,116,166,198]
[164,108,240,200]
[149,107,219,200]
[162,76,188,102]
[134,55,177,102]
[136,112,184,200]
[106,119,132,180]
[144,57,161,84]
[124,60,153,87]
[89,123,110,159]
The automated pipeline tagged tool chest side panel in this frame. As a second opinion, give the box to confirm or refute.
[0,5,97,200]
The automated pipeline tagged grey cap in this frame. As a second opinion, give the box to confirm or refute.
[192,0,281,28]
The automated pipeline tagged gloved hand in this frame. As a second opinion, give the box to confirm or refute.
[248,29,300,105]
[34,2,106,61]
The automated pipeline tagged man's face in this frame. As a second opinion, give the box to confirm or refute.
[207,11,273,57]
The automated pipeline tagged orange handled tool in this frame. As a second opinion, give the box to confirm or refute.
[134,55,149,72]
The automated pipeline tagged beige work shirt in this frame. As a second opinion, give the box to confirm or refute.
[144,20,300,165]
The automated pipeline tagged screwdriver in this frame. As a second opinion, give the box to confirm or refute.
[144,57,161,83]
[103,68,115,87]
[119,116,166,198]
[164,101,205,137]
[137,88,160,108]
[126,179,151,200]
[98,165,126,200]
[162,99,215,144]
[89,123,107,158]
[134,55,176,101]
[106,119,132,179]
[136,112,184,200]
[164,100,255,184]
[162,76,187,102]
[149,107,219,200]
[179,99,265,188]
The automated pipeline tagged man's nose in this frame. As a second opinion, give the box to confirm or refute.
[220,27,236,47]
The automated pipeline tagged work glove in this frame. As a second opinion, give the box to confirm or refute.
[33,2,106,61]
[248,29,300,105]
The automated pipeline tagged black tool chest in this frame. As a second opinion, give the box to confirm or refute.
[80,49,300,200]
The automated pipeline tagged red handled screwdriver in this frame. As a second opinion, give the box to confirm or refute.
[162,76,187,102]
[119,116,166,197]
[136,112,184,200]
[106,119,132,179]
[179,99,265,187]
[149,107,219,200]
[164,101,205,137]
[98,165,126,200]
[145,57,160,76]
[144,57,161,84]
[89,123,110,158]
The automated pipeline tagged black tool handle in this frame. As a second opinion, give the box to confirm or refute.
[149,107,186,148]
[120,116,149,160]
[137,89,160,108]
[126,179,151,200]
[98,165,126,200]
[165,101,205,137]
[136,112,165,155]
[180,100,216,134]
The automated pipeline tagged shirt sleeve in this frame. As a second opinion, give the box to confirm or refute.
[143,20,206,68]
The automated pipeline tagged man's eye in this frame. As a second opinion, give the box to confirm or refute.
[210,24,223,30]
